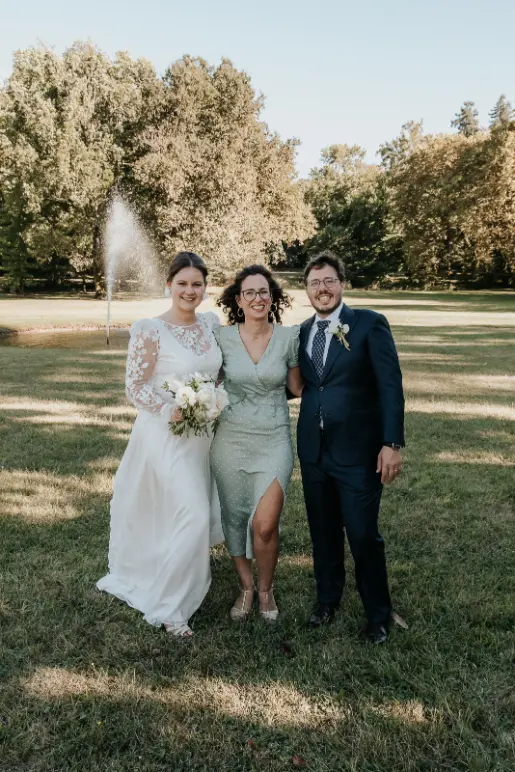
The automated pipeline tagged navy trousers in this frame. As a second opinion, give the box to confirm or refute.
[300,436,391,626]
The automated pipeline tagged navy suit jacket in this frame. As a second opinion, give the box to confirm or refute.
[297,304,405,466]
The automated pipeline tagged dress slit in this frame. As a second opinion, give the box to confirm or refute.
[246,475,285,558]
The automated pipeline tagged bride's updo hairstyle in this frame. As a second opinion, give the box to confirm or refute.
[167,251,208,283]
[217,264,291,325]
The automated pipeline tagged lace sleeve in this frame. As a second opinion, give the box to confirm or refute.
[125,319,171,415]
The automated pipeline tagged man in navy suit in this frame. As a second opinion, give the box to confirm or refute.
[298,252,405,643]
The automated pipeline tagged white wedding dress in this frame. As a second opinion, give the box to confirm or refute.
[97,311,224,628]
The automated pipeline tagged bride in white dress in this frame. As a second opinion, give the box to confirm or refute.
[97,252,223,638]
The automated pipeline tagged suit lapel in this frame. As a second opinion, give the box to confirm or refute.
[320,304,356,382]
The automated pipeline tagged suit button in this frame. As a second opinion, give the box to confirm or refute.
[319,386,324,392]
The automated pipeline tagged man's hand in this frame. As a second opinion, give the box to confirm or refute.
[376,446,403,484]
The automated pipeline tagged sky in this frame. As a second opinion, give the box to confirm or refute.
[1,0,514,177]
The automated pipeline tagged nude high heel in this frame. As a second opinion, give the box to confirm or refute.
[230,586,255,621]
[258,588,279,622]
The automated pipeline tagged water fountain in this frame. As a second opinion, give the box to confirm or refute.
[103,195,161,345]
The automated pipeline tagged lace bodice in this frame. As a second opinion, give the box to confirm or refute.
[159,319,213,356]
[125,312,222,415]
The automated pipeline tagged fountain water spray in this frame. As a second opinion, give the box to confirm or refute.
[104,195,161,345]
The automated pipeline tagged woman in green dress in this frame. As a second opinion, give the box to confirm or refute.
[211,265,303,622]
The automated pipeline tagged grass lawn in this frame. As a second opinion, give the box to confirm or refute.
[1,291,514,771]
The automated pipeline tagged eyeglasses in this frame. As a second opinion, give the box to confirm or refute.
[241,288,271,301]
[306,277,341,290]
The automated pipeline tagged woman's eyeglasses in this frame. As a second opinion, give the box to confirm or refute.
[306,277,340,289]
[241,289,271,301]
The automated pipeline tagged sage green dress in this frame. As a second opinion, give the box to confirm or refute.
[210,324,300,558]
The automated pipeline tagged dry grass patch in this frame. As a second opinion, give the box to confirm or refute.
[0,396,134,432]
[406,397,515,420]
[434,451,515,467]
[371,700,428,725]
[0,469,112,523]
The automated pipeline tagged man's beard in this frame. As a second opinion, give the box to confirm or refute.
[313,296,342,316]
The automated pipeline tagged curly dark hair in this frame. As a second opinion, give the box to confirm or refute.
[216,264,292,325]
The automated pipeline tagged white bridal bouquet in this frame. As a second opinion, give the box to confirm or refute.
[162,372,229,437]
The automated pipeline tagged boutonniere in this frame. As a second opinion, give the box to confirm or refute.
[329,322,350,350]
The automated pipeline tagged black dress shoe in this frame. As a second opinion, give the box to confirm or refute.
[307,602,337,629]
[364,622,388,644]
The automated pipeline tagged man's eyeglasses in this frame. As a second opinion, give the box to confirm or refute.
[306,277,341,290]
[241,289,271,301]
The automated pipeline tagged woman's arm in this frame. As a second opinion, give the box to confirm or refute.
[125,321,175,417]
[286,365,304,397]
[285,325,302,397]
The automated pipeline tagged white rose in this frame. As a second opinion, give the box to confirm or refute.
[197,385,215,408]
[166,377,185,393]
[206,406,219,421]
[175,386,197,408]
[342,324,350,334]
[328,323,339,335]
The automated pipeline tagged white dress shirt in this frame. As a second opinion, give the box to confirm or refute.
[306,301,344,366]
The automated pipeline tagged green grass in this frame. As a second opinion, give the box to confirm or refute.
[1,292,515,771]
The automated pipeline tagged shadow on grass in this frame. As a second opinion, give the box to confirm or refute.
[2,462,514,770]
[1,321,515,770]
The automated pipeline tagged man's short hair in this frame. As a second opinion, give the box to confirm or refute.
[303,251,346,284]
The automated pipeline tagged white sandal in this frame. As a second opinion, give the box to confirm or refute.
[162,622,194,638]
[258,588,279,622]
[230,586,255,621]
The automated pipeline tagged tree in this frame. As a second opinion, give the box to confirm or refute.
[379,121,424,171]
[0,185,33,292]
[451,101,480,136]
[0,46,313,291]
[0,43,163,293]
[383,126,515,287]
[489,94,514,127]
[458,123,515,284]
[132,56,313,279]
[305,145,402,286]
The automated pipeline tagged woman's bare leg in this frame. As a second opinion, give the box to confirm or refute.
[252,479,283,614]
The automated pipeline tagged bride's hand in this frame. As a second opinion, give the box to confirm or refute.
[169,406,183,423]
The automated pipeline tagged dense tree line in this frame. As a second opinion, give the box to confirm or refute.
[0,43,313,293]
[0,43,513,291]
[296,104,515,288]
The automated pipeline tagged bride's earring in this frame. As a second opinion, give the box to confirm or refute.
[164,286,171,298]
[237,307,244,320]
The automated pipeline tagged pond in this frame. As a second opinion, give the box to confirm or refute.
[0,328,130,349]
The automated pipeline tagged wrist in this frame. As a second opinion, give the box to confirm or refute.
[383,442,402,451]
